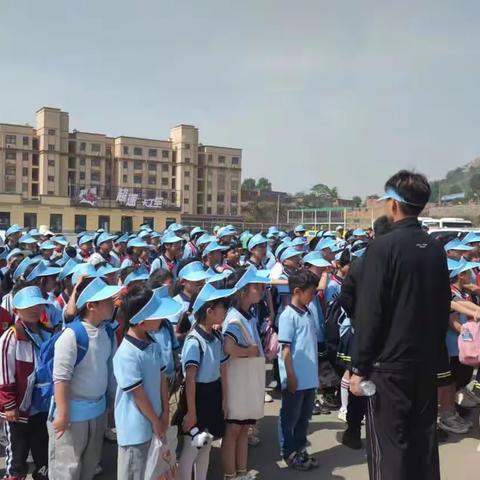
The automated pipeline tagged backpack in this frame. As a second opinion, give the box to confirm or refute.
[324,298,348,363]
[458,321,480,367]
[31,320,114,413]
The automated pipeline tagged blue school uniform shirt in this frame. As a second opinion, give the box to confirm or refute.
[181,325,228,383]
[308,295,325,345]
[325,275,342,305]
[446,286,468,357]
[151,320,180,379]
[168,292,193,327]
[113,335,166,447]
[278,304,319,391]
[223,307,264,356]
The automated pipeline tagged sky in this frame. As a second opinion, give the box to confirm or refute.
[2,0,480,198]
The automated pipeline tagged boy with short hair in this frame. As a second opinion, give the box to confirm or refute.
[278,269,320,471]
[48,277,120,480]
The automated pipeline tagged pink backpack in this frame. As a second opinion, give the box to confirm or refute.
[263,324,280,361]
[458,321,480,367]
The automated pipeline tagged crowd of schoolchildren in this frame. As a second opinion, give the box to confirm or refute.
[0,218,479,479]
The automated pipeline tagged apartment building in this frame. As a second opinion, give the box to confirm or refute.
[0,107,242,231]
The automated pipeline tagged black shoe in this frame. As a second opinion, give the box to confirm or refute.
[313,399,331,415]
[342,431,362,450]
[321,393,340,410]
[437,426,449,443]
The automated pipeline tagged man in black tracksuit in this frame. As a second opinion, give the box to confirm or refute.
[350,171,450,480]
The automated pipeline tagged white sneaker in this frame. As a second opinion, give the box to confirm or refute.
[338,408,347,423]
[264,393,273,403]
[469,387,480,404]
[104,427,117,442]
[456,389,477,408]
[438,413,470,434]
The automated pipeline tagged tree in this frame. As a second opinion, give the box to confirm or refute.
[256,177,272,192]
[242,178,256,191]
[449,184,462,195]
[352,196,362,207]
[309,184,338,206]
[470,174,480,193]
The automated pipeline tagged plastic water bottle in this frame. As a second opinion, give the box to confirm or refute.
[359,380,376,397]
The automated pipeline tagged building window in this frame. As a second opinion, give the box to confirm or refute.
[91,158,101,167]
[185,157,191,164]
[48,144,55,151]
[218,155,225,164]
[0,213,11,229]
[134,175,142,184]
[161,178,169,186]
[197,206,204,214]
[122,160,128,169]
[48,176,55,182]
[198,153,205,164]
[24,213,37,229]
[184,143,190,149]
[48,129,56,135]
[217,174,225,189]
[32,169,39,181]
[68,157,76,169]
[185,171,190,177]
[231,194,238,203]
[79,142,86,151]
[217,193,225,202]
[79,158,85,166]
[5,166,16,176]
[184,185,190,191]
[80,172,85,180]
[184,198,189,204]
[161,164,169,172]
[218,206,224,215]
[148,176,156,185]
[32,154,39,166]
[48,160,55,167]
[98,216,110,230]
[91,143,101,153]
[208,154,213,163]
[121,216,133,233]
[133,147,143,156]
[22,167,28,176]
[148,149,157,157]
[91,172,100,182]
[74,214,87,233]
[207,194,212,201]
[232,156,239,165]
[143,217,154,228]
[231,206,238,215]
[31,184,38,196]
[6,152,16,160]
[148,163,156,171]
[207,207,212,214]
[22,152,29,161]
[22,136,29,146]
[5,135,16,145]
[123,175,128,183]
[122,146,128,155]
[50,214,62,233]
[162,150,169,158]
[134,160,143,170]
[68,171,75,184]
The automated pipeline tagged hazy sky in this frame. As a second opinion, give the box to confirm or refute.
[2,0,480,197]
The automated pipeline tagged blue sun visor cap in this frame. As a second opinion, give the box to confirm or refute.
[13,286,50,310]
[137,230,152,240]
[59,258,81,281]
[294,224,307,233]
[218,227,236,239]
[78,234,94,246]
[378,187,424,206]
[40,240,56,250]
[190,226,206,237]
[202,241,228,257]
[97,263,121,277]
[281,237,292,245]
[53,235,68,246]
[206,270,233,284]
[178,261,210,282]
[450,260,480,279]
[447,257,460,271]
[25,261,61,282]
[444,239,473,252]
[278,231,288,239]
[290,237,306,247]
[235,266,270,291]
[167,223,184,233]
[275,243,289,259]
[13,257,33,280]
[124,265,150,286]
[127,238,149,248]
[129,287,183,325]
[161,233,183,245]
[462,231,480,244]
[6,225,23,238]
[197,233,213,247]
[76,277,121,310]
[280,247,303,263]
[353,229,367,237]
[315,237,338,252]
[114,233,129,244]
[239,230,252,241]
[28,228,40,237]
[6,248,30,262]
[19,234,37,245]
[268,226,280,235]
[303,251,332,268]
[71,263,101,285]
[95,232,116,247]
[192,283,236,314]
[352,247,367,258]
[248,234,268,251]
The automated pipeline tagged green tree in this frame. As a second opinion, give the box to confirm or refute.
[241,178,256,191]
[309,184,338,205]
[256,177,272,192]
[449,184,462,195]
[470,173,480,193]
[352,196,362,207]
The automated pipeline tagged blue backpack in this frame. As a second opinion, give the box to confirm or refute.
[31,320,113,413]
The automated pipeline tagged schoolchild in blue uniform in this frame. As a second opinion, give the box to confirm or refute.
[151,232,184,276]
[113,285,182,479]
[278,269,320,471]
[222,266,269,479]
[202,241,228,274]
[183,227,206,259]
[177,283,235,480]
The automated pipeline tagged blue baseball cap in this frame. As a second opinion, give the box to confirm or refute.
[294,224,307,233]
[178,261,210,282]
[78,234,94,246]
[76,277,121,310]
[95,232,116,247]
[25,262,61,282]
[58,258,81,281]
[303,251,332,268]
[40,240,56,250]
[280,247,303,263]
[444,239,473,252]
[6,248,30,262]
[13,257,34,280]
[192,283,236,314]
[161,233,183,245]
[19,234,37,245]
[202,241,228,257]
[248,234,268,252]
[130,286,183,325]
[114,233,129,244]
[234,266,270,291]
[124,265,150,286]
[127,238,149,248]
[190,227,206,237]
[6,225,23,238]
[13,286,50,310]
[378,187,424,206]
[52,235,68,246]
[71,263,101,285]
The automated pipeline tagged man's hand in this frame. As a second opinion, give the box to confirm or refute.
[4,407,18,423]
[52,413,70,438]
[349,374,365,397]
